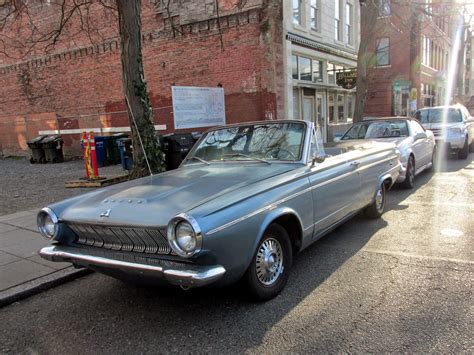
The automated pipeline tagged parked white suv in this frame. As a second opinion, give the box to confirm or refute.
[415,104,474,159]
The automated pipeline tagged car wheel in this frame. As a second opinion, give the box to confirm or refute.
[401,156,415,189]
[458,137,469,159]
[365,182,386,219]
[244,224,292,301]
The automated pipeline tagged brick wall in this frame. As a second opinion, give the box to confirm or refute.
[0,1,284,156]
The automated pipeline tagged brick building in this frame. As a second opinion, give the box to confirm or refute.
[0,1,285,156]
[0,0,361,156]
[363,0,465,118]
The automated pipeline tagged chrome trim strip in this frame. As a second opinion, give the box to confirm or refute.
[207,155,398,236]
[39,246,226,288]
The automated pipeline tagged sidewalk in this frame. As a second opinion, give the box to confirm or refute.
[0,209,89,306]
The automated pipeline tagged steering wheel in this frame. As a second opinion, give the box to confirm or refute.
[264,147,297,160]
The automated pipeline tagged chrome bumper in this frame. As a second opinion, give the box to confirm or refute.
[39,246,226,289]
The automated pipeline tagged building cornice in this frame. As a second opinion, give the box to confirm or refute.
[287,32,358,62]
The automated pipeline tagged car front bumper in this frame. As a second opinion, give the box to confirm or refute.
[39,246,226,289]
[396,163,407,183]
[435,135,465,150]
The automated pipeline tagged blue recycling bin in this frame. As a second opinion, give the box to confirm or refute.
[117,138,133,170]
[93,136,107,167]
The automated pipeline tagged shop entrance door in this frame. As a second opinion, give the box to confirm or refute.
[303,96,315,125]
[316,94,326,142]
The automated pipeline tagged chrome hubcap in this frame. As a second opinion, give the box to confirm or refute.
[375,187,384,212]
[256,238,283,286]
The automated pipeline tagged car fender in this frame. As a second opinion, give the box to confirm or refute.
[376,172,395,196]
[245,206,304,269]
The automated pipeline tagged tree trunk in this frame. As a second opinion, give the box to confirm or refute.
[116,0,165,178]
[353,0,379,122]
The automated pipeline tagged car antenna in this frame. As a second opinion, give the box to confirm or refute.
[125,95,153,177]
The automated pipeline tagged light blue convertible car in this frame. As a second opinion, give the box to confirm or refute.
[38,120,401,300]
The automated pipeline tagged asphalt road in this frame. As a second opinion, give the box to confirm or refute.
[1,153,472,354]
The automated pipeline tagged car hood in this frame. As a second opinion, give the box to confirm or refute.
[371,137,407,146]
[57,163,298,227]
[339,137,406,147]
[422,122,464,130]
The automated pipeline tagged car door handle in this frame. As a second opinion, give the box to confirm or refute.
[350,161,361,167]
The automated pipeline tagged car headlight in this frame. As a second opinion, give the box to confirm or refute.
[167,214,202,257]
[448,127,463,135]
[37,207,59,240]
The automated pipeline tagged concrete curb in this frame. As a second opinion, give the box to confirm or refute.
[0,267,92,308]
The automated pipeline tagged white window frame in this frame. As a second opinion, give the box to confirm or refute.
[310,0,321,32]
[335,0,342,42]
[345,2,353,45]
[376,37,390,67]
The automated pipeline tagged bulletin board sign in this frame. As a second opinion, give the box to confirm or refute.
[172,86,226,129]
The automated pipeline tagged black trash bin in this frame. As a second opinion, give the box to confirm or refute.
[42,135,64,163]
[162,133,196,170]
[27,135,48,164]
[106,133,128,165]
[117,137,133,170]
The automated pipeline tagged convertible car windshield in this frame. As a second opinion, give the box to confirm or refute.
[187,122,305,163]
[342,120,409,140]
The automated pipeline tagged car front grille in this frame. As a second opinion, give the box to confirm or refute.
[68,222,171,255]
[430,128,442,137]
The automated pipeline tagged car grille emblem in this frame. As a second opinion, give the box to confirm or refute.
[100,209,111,218]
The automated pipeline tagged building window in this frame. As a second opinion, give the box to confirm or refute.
[425,0,432,15]
[299,57,312,81]
[328,62,336,84]
[376,38,390,66]
[292,55,298,79]
[328,94,335,123]
[293,0,302,25]
[313,60,323,82]
[422,36,432,67]
[335,0,342,41]
[310,0,320,31]
[337,94,345,122]
[345,2,353,45]
[377,0,391,17]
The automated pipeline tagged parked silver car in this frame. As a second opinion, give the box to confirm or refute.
[415,104,474,159]
[339,117,435,189]
[38,120,401,300]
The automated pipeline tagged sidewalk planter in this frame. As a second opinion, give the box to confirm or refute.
[27,135,48,164]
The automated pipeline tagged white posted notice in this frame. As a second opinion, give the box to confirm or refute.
[172,86,226,129]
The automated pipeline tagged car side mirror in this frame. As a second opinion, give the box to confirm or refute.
[414,132,427,141]
[333,136,341,142]
[312,154,326,166]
